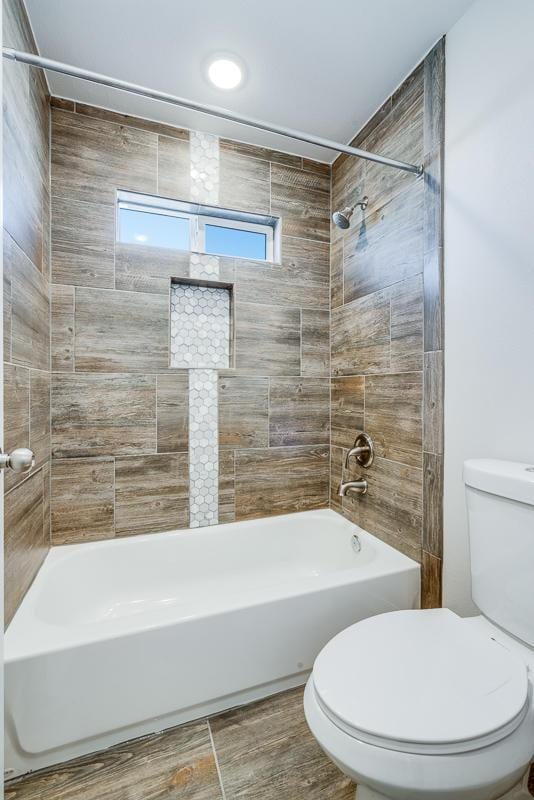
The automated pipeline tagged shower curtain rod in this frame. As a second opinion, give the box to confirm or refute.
[3,47,423,176]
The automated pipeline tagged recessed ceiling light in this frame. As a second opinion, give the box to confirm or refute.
[207,57,243,90]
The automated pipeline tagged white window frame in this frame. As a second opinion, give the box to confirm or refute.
[117,191,278,262]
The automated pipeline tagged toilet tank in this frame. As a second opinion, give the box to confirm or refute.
[464,459,534,646]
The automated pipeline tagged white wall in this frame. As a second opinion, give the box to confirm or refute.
[443,0,534,614]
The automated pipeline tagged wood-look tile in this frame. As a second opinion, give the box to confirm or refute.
[331,376,364,449]
[74,102,190,141]
[423,246,443,353]
[115,453,189,536]
[331,150,365,233]
[30,369,51,472]
[6,232,50,371]
[271,163,330,243]
[235,445,329,520]
[5,719,222,800]
[218,376,269,449]
[42,461,51,545]
[331,290,390,376]
[361,65,424,213]
[330,445,345,512]
[423,350,443,455]
[4,236,12,362]
[115,243,190,293]
[4,364,30,494]
[421,550,442,608]
[423,451,443,558]
[301,310,330,376]
[157,135,191,200]
[302,158,331,177]
[157,373,189,453]
[74,288,169,372]
[51,197,115,288]
[219,150,270,215]
[343,179,423,302]
[52,374,157,458]
[343,457,422,562]
[210,687,353,800]
[42,187,51,283]
[235,302,300,376]
[423,39,445,156]
[50,96,75,111]
[51,457,115,545]
[330,237,343,309]
[423,145,443,257]
[269,378,330,447]
[51,107,157,205]
[5,469,47,628]
[219,449,236,524]
[365,373,422,467]
[390,274,423,372]
[219,137,302,168]
[51,284,74,371]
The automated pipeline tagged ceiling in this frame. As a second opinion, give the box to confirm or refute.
[24,0,473,162]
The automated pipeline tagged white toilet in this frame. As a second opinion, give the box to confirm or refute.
[304,459,534,800]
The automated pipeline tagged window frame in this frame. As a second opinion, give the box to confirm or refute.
[117,191,278,262]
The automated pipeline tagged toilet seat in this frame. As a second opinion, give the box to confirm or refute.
[312,608,529,756]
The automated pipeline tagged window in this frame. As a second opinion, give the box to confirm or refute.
[117,192,278,261]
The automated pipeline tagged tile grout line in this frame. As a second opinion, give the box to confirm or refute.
[207,719,227,800]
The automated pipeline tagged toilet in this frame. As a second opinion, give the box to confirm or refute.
[304,459,534,800]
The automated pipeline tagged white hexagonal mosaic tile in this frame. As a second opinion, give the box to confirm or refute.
[189,369,219,528]
[170,284,230,370]
[190,131,219,204]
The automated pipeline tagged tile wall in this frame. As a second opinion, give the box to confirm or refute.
[3,0,51,626]
[330,41,445,605]
[48,99,331,543]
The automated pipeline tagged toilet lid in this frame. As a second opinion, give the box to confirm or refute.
[312,609,529,754]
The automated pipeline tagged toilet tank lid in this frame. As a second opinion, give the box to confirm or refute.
[464,459,534,506]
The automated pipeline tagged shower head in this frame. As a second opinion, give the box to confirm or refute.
[332,196,369,229]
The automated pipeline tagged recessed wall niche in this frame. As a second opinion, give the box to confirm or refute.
[170,278,233,370]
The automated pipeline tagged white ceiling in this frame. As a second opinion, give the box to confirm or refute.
[24,0,473,162]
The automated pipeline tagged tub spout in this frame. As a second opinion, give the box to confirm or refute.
[338,479,368,497]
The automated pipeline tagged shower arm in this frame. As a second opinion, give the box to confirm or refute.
[2,47,423,177]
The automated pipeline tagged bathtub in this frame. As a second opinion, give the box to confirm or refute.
[5,508,419,777]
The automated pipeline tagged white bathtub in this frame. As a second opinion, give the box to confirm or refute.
[5,508,419,777]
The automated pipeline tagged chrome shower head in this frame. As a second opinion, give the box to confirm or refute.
[332,196,369,229]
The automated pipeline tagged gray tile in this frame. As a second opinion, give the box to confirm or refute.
[235,445,329,520]
[269,378,330,447]
[343,179,423,302]
[365,373,422,467]
[390,275,423,372]
[51,197,115,288]
[74,288,169,372]
[74,102,190,141]
[423,350,443,455]
[423,245,443,353]
[115,243,190,293]
[6,232,50,371]
[219,150,270,215]
[51,457,115,544]
[235,303,300,376]
[5,469,47,628]
[157,134,191,200]
[423,39,445,156]
[423,451,443,558]
[52,374,157,458]
[157,373,189,453]
[271,164,330,243]
[330,237,343,310]
[219,138,302,168]
[51,284,75,371]
[30,369,51,473]
[115,453,189,536]
[211,687,353,800]
[301,310,330,376]
[51,107,157,205]
[218,376,269,449]
[4,363,30,494]
[219,449,236,524]
[331,290,390,376]
[331,376,365,449]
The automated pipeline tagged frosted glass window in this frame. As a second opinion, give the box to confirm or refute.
[118,207,190,250]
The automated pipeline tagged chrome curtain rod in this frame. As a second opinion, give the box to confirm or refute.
[3,47,423,176]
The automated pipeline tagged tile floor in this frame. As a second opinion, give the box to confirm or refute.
[5,687,355,800]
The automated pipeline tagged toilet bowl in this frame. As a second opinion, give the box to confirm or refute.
[304,460,534,800]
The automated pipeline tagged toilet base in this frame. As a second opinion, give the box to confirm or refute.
[354,768,532,800]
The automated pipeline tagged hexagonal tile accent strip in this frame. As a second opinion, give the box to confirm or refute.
[170,283,230,370]
[189,369,219,528]
[190,131,219,204]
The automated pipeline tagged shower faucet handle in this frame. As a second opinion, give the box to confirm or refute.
[345,433,374,469]
[0,447,35,474]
